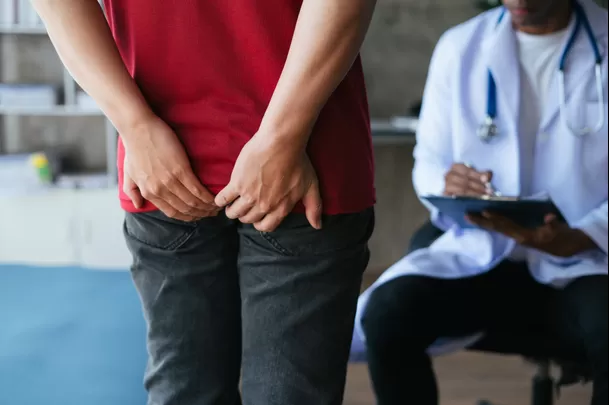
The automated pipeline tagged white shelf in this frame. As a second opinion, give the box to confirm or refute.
[372,134,416,146]
[371,117,419,133]
[0,4,118,187]
[370,118,417,146]
[0,105,104,116]
[0,25,46,35]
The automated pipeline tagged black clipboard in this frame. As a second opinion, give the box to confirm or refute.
[421,195,565,229]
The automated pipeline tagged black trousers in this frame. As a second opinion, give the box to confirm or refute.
[361,260,608,405]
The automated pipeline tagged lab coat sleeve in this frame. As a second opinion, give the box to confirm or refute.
[575,201,608,255]
[412,33,457,231]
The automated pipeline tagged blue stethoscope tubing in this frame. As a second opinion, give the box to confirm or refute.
[481,1,605,142]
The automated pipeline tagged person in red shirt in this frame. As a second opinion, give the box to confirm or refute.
[33,1,377,404]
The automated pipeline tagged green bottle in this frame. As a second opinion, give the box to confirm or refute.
[30,153,53,184]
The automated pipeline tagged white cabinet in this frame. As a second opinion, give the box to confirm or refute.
[75,189,132,270]
[0,188,132,270]
[0,190,78,265]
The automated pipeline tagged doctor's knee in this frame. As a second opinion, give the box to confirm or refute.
[361,276,438,351]
[564,276,608,372]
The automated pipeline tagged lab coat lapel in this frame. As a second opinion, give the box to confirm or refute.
[541,3,607,130]
[483,16,521,133]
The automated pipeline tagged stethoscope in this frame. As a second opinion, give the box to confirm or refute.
[478,1,605,143]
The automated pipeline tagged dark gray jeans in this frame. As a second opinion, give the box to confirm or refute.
[123,208,374,405]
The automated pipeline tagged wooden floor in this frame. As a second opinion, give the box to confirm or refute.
[343,352,591,405]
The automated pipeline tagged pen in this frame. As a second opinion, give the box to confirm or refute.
[464,162,502,197]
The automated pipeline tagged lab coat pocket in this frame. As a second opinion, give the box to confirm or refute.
[579,102,608,183]
[584,100,608,135]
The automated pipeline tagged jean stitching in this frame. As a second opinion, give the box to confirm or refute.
[258,231,294,256]
[124,219,200,251]
[256,209,375,257]
[149,276,170,308]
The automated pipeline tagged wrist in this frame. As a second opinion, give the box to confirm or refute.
[563,228,597,256]
[255,122,312,153]
[114,108,157,148]
[257,106,318,151]
[108,93,155,135]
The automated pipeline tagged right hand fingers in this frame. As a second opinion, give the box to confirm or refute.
[444,164,492,196]
[444,174,487,196]
[451,163,493,182]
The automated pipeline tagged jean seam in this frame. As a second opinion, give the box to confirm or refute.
[258,231,294,256]
[256,209,375,258]
[129,254,169,310]
[149,276,170,308]
[124,219,200,251]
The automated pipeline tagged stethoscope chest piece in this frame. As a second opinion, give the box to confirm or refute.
[477,116,499,143]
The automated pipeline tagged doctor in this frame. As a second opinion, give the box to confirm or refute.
[354,0,608,404]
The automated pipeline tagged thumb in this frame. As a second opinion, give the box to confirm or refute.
[123,174,144,209]
[481,170,493,183]
[302,180,323,230]
[544,213,559,227]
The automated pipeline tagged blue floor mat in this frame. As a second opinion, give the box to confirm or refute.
[0,265,147,405]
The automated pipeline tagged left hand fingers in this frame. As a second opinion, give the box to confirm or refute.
[544,213,557,224]
[467,212,531,243]
[466,213,498,232]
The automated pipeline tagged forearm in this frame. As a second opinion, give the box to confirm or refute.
[31,0,153,138]
[258,0,377,147]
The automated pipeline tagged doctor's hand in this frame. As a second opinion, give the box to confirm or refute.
[122,115,220,221]
[214,134,322,233]
[466,212,598,258]
[443,163,493,197]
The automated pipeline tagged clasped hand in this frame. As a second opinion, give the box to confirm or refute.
[215,134,323,233]
[122,115,220,222]
[122,116,322,232]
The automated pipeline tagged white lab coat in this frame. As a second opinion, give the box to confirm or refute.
[355,0,608,356]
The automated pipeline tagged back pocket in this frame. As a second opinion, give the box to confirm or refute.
[256,208,375,257]
[124,211,199,251]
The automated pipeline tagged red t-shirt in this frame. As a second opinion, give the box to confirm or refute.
[104,0,375,215]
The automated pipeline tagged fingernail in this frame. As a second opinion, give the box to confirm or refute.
[481,174,489,182]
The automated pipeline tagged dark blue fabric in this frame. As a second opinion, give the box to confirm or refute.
[0,265,147,405]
